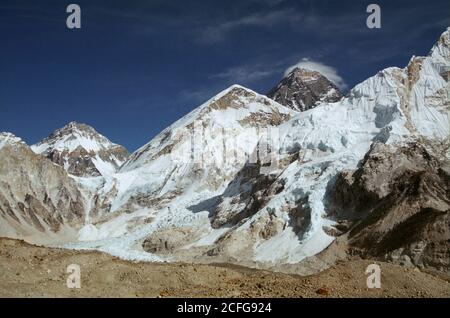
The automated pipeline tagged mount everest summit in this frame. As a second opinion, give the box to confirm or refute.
[267,67,343,111]
[0,28,449,273]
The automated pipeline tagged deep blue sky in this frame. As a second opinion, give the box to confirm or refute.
[1,0,448,151]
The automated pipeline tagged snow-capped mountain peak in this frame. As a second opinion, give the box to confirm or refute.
[33,121,115,153]
[267,67,343,112]
[31,122,129,177]
[122,84,294,172]
[1,27,449,273]
[89,27,449,265]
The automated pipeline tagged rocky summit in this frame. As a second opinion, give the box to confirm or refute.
[266,67,343,111]
[31,122,129,177]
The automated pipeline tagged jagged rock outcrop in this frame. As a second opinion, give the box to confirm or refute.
[211,150,298,229]
[31,122,129,177]
[327,140,450,272]
[0,133,85,243]
[267,68,343,111]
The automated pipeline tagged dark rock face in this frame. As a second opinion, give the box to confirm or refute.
[142,228,193,254]
[209,147,302,233]
[326,140,450,272]
[45,145,129,177]
[267,68,343,111]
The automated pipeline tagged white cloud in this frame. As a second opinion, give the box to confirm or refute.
[284,58,347,90]
[212,63,278,84]
[199,9,303,44]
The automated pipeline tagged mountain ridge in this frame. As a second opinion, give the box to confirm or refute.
[0,27,448,274]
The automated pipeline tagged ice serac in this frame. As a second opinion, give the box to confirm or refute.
[0,132,85,243]
[267,67,343,111]
[31,122,129,177]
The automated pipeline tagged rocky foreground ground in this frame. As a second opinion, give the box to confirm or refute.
[0,238,448,298]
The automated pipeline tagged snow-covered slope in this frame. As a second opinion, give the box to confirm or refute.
[237,27,449,263]
[65,85,296,257]
[99,85,295,214]
[32,122,129,177]
[0,132,24,150]
[2,28,448,271]
[66,28,449,265]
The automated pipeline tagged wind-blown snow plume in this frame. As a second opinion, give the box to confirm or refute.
[284,58,347,90]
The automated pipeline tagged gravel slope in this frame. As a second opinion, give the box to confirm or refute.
[0,238,448,298]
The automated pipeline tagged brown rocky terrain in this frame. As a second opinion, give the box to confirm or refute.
[0,238,448,298]
[0,134,85,243]
[326,139,450,273]
[267,68,343,111]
